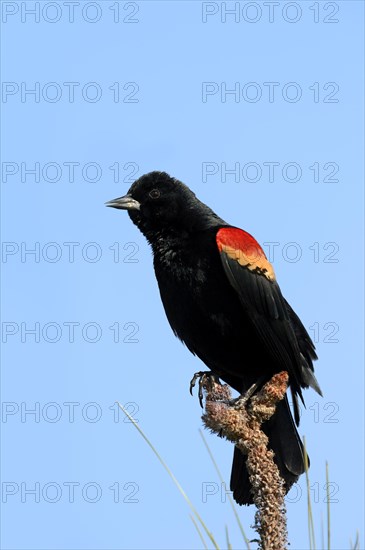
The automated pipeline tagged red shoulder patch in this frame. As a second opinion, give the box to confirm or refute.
[216,227,276,281]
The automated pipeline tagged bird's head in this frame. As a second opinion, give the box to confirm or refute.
[106,171,223,240]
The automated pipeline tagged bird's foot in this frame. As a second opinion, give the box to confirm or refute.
[230,377,265,409]
[189,371,221,408]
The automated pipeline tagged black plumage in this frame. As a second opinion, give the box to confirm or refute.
[106,171,321,505]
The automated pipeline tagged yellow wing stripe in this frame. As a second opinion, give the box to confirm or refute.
[220,243,276,281]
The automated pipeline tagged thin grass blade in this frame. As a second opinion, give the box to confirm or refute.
[190,514,209,550]
[199,430,251,549]
[303,436,316,550]
[225,525,233,550]
[118,402,220,550]
[325,461,330,550]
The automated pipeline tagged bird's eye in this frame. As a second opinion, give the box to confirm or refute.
[149,189,160,199]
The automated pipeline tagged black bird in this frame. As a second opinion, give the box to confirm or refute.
[106,171,321,505]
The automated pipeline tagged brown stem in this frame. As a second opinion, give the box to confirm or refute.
[201,372,289,550]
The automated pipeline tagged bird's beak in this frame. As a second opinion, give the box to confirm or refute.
[105,194,140,211]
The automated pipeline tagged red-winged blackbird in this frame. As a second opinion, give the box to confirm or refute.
[106,171,321,505]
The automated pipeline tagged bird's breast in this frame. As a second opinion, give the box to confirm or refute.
[153,235,211,286]
[153,236,238,329]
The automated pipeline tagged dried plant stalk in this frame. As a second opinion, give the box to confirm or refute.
[201,372,289,550]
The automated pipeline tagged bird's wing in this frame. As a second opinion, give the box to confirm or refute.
[216,226,319,404]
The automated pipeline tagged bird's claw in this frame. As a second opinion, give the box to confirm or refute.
[189,371,221,408]
[190,371,209,407]
[230,377,266,409]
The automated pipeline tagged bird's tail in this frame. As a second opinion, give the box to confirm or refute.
[230,395,306,505]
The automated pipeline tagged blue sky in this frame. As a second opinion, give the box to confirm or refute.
[1,1,364,549]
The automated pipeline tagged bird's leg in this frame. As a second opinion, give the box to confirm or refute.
[231,376,267,409]
[189,371,221,408]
